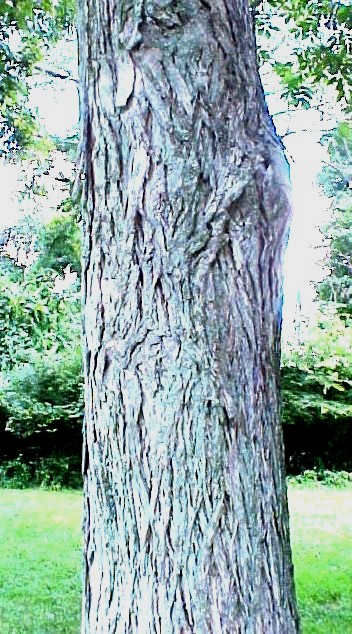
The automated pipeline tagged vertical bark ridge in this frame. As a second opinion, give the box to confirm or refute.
[80,0,300,631]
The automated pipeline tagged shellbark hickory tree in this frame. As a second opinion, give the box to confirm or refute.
[79,0,300,632]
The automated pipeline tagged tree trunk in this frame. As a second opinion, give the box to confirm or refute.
[79,0,300,631]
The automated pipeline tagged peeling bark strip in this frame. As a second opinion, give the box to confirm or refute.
[79,0,300,632]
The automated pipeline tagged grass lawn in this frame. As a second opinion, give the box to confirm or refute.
[0,489,82,634]
[0,485,351,633]
[289,484,352,634]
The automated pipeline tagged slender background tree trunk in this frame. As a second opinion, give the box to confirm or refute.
[79,0,300,631]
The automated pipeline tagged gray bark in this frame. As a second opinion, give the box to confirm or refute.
[79,0,300,631]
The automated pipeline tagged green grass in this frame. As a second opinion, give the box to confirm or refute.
[0,489,82,633]
[289,484,352,633]
[0,485,351,633]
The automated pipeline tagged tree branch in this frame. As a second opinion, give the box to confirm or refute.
[34,65,78,84]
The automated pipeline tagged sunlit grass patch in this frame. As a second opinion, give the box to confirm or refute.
[289,485,352,633]
[0,489,82,633]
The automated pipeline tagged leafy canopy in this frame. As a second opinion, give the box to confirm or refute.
[0,0,76,153]
[282,307,352,424]
[256,0,351,109]
[0,0,351,153]
[0,211,82,445]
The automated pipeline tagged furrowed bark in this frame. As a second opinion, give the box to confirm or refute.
[79,0,300,631]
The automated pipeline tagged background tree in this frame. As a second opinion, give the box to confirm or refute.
[317,120,352,312]
[0,210,82,489]
[281,306,352,472]
[80,0,300,631]
[0,0,82,487]
[256,0,352,110]
[0,0,76,153]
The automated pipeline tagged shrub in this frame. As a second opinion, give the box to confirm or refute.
[288,469,352,487]
[0,456,33,489]
[0,347,83,439]
[281,305,352,472]
[35,210,81,276]
[0,455,82,489]
[0,269,81,370]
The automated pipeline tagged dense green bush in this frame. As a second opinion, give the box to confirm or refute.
[0,346,83,488]
[35,208,81,276]
[288,469,352,488]
[281,306,352,472]
[0,347,83,438]
[0,213,81,371]
[0,456,33,489]
[1,204,351,486]
[282,308,352,421]
[0,209,83,487]
[0,455,82,489]
[0,269,80,370]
